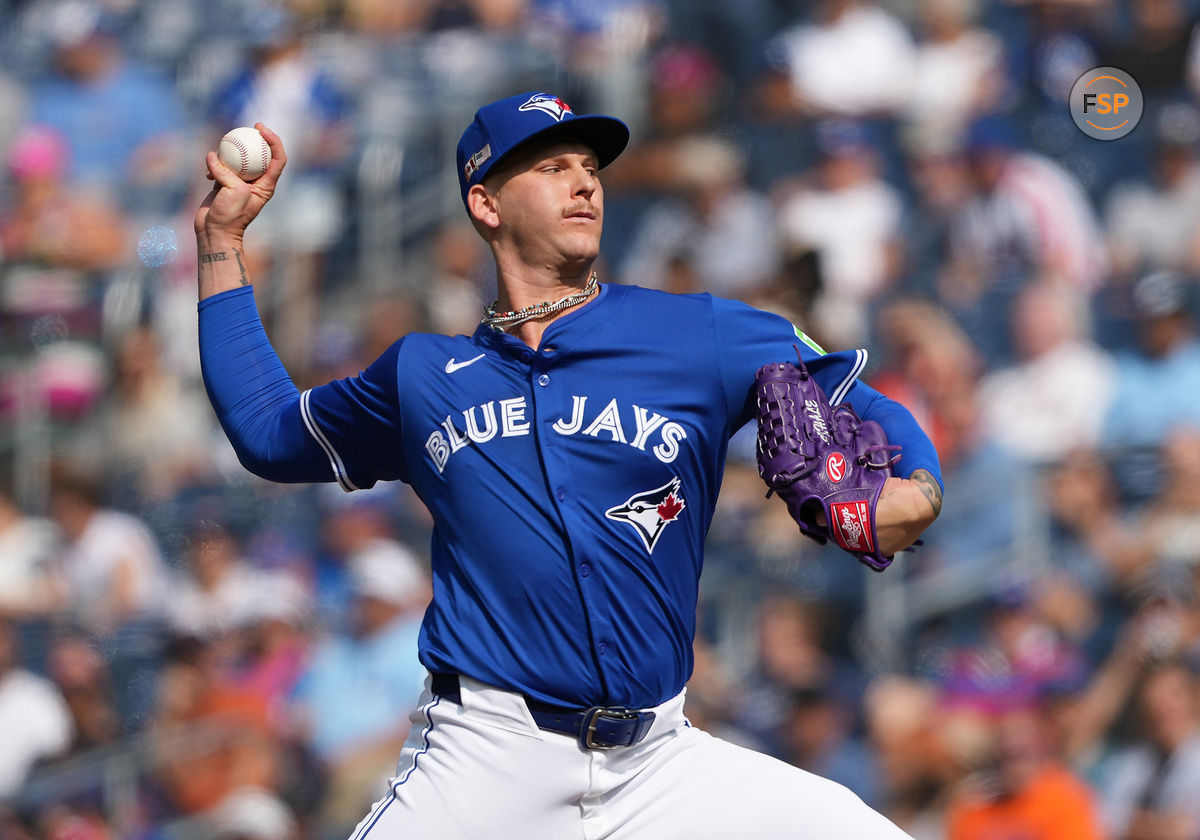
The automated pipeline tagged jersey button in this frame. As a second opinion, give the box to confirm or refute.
[520,351,533,363]
[597,642,607,655]
[555,488,566,501]
[537,374,550,387]
[580,563,591,577]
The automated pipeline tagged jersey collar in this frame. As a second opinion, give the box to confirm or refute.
[471,281,612,358]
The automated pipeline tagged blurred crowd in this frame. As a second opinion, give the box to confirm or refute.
[1,0,1200,837]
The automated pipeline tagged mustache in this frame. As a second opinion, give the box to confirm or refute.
[562,202,597,218]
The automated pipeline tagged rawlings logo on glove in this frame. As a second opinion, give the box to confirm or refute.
[755,351,900,571]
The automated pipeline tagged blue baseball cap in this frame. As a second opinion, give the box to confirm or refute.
[456,91,630,206]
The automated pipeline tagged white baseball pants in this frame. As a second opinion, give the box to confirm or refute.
[348,674,913,839]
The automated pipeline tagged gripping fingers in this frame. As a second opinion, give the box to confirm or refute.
[253,123,288,180]
[206,150,245,187]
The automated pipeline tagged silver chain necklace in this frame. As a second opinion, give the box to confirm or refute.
[482,273,598,330]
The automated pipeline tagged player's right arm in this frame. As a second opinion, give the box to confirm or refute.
[193,127,405,489]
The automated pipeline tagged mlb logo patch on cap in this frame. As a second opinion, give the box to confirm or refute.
[456,91,630,205]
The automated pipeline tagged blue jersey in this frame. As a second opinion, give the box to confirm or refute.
[200,283,940,709]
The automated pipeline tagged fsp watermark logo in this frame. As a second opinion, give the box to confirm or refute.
[1069,67,1143,140]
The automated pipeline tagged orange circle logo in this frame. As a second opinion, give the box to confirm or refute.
[1070,67,1143,140]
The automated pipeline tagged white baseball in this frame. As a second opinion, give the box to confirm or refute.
[218,126,271,180]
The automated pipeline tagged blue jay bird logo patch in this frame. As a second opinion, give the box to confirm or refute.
[605,478,686,554]
[519,93,573,122]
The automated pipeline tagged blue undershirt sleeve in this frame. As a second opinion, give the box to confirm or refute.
[842,381,943,490]
[198,286,331,483]
[199,286,408,491]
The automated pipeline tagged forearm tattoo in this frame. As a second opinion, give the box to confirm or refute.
[233,249,249,286]
[910,469,943,517]
[198,249,251,286]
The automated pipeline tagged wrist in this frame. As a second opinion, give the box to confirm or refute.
[196,236,253,300]
[197,229,244,253]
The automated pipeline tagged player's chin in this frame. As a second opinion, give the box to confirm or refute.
[557,229,602,261]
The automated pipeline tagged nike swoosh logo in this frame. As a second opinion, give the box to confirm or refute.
[444,354,486,374]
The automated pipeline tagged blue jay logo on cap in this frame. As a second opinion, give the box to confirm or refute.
[519,94,573,122]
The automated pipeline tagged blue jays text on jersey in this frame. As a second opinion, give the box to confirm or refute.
[199,282,941,711]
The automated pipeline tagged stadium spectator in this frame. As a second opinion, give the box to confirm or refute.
[618,135,778,299]
[910,363,1040,582]
[1105,103,1200,282]
[776,120,903,348]
[48,464,167,727]
[207,787,299,840]
[288,541,430,837]
[44,632,121,757]
[67,325,217,507]
[945,704,1104,839]
[862,675,955,839]
[943,115,1107,364]
[601,43,730,260]
[231,571,312,736]
[977,282,1115,466]
[1098,661,1200,840]
[682,638,762,750]
[602,43,727,196]
[152,635,282,818]
[1103,426,1200,592]
[420,220,493,337]
[938,584,1088,717]
[1039,449,1140,658]
[1103,0,1195,98]
[525,0,665,126]
[907,0,1006,140]
[870,298,983,479]
[0,619,73,801]
[780,682,885,809]
[165,521,269,640]
[0,480,63,621]
[1102,271,1200,449]
[870,296,1037,583]
[26,0,190,210]
[1014,0,1103,108]
[0,123,128,420]
[47,465,166,639]
[895,125,975,296]
[311,489,417,631]
[758,0,916,119]
[0,124,129,273]
[733,594,843,754]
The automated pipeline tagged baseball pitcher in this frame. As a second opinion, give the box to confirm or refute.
[194,92,943,838]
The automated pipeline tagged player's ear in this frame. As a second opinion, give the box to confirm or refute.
[467,184,500,232]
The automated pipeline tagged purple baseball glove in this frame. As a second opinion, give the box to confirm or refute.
[755,353,901,571]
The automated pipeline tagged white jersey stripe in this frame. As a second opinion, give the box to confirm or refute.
[829,349,867,406]
[300,389,360,492]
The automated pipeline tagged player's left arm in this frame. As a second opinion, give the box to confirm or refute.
[843,382,943,555]
[710,297,942,556]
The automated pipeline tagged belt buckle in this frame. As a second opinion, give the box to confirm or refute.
[582,706,639,750]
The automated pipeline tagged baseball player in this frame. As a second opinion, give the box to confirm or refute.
[195,93,943,838]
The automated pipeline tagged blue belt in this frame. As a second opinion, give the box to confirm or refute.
[430,672,656,750]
